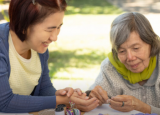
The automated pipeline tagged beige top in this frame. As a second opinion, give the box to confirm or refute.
[9,33,42,95]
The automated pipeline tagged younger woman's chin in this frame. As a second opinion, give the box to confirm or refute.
[35,49,48,54]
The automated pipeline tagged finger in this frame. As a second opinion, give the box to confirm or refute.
[89,92,103,105]
[75,88,82,95]
[111,95,127,102]
[82,92,87,97]
[92,90,104,104]
[77,93,89,100]
[98,88,108,103]
[56,90,66,96]
[76,100,99,112]
[109,104,132,112]
[71,96,99,106]
[65,87,74,97]
[98,101,103,106]
[90,93,102,105]
[109,99,124,107]
[61,90,66,95]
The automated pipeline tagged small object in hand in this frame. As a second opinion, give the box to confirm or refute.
[121,101,124,107]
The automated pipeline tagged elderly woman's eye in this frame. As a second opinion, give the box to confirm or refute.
[119,50,124,53]
[134,48,139,50]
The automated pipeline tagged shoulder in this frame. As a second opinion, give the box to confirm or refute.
[100,58,114,71]
[0,23,10,50]
[0,22,10,40]
[157,53,160,62]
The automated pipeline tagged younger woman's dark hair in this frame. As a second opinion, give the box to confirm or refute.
[9,0,67,41]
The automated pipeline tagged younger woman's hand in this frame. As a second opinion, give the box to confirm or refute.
[69,92,99,112]
[55,87,84,98]
[55,87,74,97]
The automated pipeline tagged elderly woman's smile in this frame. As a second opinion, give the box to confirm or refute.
[118,31,151,73]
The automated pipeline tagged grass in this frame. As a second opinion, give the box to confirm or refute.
[47,14,115,80]
[0,0,9,21]
[48,49,108,79]
[65,0,123,15]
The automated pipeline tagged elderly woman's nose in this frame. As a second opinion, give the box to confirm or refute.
[127,51,134,60]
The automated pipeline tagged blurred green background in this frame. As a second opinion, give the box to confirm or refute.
[65,0,122,14]
[0,0,123,91]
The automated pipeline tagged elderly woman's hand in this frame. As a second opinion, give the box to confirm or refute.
[109,95,151,113]
[69,92,99,112]
[89,85,109,106]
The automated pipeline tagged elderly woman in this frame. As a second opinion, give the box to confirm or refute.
[86,12,160,115]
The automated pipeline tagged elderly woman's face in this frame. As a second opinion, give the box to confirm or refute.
[117,31,151,73]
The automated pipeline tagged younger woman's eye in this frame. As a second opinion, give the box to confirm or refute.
[57,26,62,29]
[45,30,52,32]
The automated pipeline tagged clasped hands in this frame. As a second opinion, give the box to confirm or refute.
[55,87,99,111]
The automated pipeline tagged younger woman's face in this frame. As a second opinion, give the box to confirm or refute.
[26,11,64,54]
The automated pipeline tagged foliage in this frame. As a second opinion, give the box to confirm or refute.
[48,49,108,79]
[65,0,123,15]
[0,0,9,21]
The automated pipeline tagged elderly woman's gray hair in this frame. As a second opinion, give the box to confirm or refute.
[110,12,160,59]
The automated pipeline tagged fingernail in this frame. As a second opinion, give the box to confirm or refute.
[63,91,66,94]
[106,99,109,104]
[85,96,89,99]
[108,99,111,104]
[111,96,114,99]
[93,98,97,100]
[67,93,70,97]
[99,88,102,92]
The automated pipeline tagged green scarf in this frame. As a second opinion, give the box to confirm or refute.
[108,52,156,84]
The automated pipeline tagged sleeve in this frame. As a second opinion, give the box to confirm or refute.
[39,50,57,96]
[0,51,56,113]
[150,105,160,115]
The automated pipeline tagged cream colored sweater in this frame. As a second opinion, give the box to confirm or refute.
[8,33,42,95]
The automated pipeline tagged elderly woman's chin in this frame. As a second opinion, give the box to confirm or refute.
[126,63,146,73]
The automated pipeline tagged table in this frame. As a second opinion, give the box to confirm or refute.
[30,112,85,115]
[30,108,85,115]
